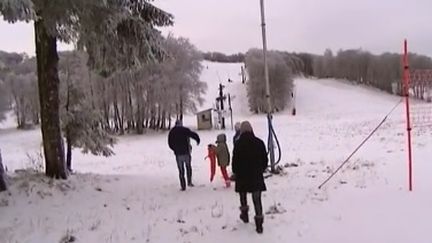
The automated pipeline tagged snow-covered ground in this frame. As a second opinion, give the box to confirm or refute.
[1,61,432,243]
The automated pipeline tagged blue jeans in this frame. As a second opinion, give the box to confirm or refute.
[176,154,192,189]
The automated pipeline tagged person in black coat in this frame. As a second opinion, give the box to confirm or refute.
[232,122,241,145]
[232,121,268,234]
[229,122,241,182]
[168,120,200,191]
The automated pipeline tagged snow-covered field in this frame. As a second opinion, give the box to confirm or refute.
[1,61,432,243]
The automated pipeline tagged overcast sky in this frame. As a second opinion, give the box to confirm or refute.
[1,0,431,57]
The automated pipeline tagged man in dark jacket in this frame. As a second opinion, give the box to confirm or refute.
[168,120,200,191]
[232,121,268,234]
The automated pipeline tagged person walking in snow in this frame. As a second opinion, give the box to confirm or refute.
[232,122,241,145]
[205,144,217,182]
[229,122,241,182]
[214,133,231,188]
[232,121,268,234]
[168,120,200,191]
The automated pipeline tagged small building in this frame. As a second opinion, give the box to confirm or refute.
[196,109,213,130]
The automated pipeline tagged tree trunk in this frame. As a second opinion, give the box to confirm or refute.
[0,150,6,191]
[34,19,67,179]
[127,80,134,132]
[156,106,161,130]
[65,73,72,172]
[32,110,40,125]
[88,70,96,109]
[119,87,125,135]
[160,110,165,130]
[102,83,110,130]
[136,98,144,134]
[113,98,120,133]
[168,110,172,129]
[66,129,72,172]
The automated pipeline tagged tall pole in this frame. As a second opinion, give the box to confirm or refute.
[403,39,413,191]
[260,0,276,172]
[218,83,226,129]
[228,94,234,130]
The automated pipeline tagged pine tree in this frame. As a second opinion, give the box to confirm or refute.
[0,0,173,179]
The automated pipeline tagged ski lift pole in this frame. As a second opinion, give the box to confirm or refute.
[260,0,276,173]
[228,94,234,130]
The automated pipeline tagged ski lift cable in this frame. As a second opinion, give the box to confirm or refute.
[318,98,404,189]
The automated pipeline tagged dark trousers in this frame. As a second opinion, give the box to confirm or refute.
[176,154,192,189]
[239,191,263,216]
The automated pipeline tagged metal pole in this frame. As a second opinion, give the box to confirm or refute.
[219,83,226,129]
[228,94,234,130]
[403,39,413,191]
[260,0,276,172]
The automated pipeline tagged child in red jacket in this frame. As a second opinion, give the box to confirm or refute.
[205,134,231,188]
[205,144,217,182]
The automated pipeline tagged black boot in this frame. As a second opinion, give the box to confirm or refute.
[187,176,194,187]
[239,206,249,223]
[180,177,186,191]
[254,216,264,234]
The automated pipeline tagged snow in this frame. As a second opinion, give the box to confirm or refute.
[1,62,432,243]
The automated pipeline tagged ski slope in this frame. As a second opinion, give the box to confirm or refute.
[1,62,432,243]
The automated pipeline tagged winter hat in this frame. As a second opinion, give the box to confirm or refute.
[234,122,241,132]
[175,120,183,126]
[240,121,253,134]
[216,133,227,143]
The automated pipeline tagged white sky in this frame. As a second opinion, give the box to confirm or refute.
[1,0,431,56]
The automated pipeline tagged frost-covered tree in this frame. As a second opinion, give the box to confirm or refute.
[0,79,9,122]
[0,0,173,179]
[4,57,39,128]
[0,51,25,122]
[162,35,206,122]
[59,52,115,171]
[245,49,294,113]
[94,35,205,134]
[312,48,432,94]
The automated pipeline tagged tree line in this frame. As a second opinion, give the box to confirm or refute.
[213,47,432,109]
[0,0,209,180]
[1,0,176,179]
[0,35,205,171]
[202,52,245,63]
[313,48,432,95]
